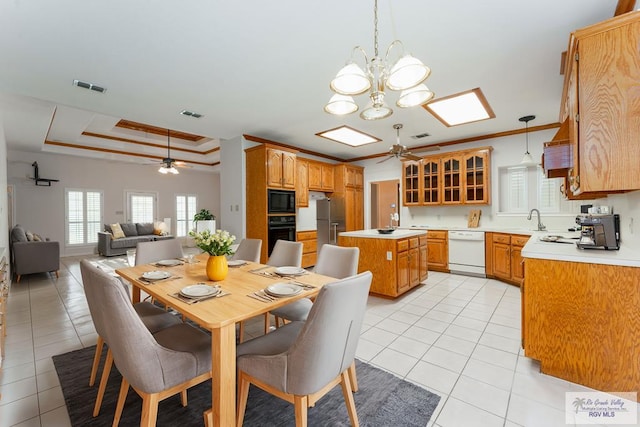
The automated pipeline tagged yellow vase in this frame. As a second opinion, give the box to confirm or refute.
[206,255,228,281]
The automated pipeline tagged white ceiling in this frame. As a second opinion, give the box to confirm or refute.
[0,0,623,171]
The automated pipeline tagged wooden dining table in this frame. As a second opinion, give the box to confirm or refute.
[115,253,336,427]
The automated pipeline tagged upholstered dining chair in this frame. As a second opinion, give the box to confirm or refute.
[230,238,262,263]
[134,238,184,265]
[81,262,182,417]
[236,271,372,427]
[79,260,212,427]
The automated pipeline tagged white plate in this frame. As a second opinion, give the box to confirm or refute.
[274,266,306,276]
[156,259,182,266]
[228,260,247,267]
[265,282,303,297]
[142,270,171,280]
[180,284,220,298]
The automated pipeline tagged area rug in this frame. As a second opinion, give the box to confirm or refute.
[53,345,440,426]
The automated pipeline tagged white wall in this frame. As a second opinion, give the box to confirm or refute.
[0,121,8,259]
[7,150,220,256]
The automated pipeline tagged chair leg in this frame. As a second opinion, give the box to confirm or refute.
[264,312,270,335]
[339,371,359,427]
[294,395,309,427]
[113,377,130,427]
[348,361,358,392]
[140,393,160,427]
[16,274,20,283]
[238,321,245,343]
[55,270,59,278]
[90,336,104,386]
[236,372,251,427]
[93,348,113,416]
[180,389,188,406]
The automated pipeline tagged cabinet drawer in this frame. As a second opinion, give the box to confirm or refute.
[419,235,428,246]
[493,233,511,244]
[297,230,317,241]
[301,252,317,269]
[427,230,447,240]
[397,239,409,252]
[409,238,419,249]
[512,235,530,247]
[300,239,316,254]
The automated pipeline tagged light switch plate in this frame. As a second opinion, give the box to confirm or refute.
[386,251,392,261]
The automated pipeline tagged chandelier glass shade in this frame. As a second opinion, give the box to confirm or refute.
[325,0,433,120]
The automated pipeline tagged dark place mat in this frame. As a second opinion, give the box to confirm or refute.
[53,345,440,426]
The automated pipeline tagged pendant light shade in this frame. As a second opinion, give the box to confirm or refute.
[396,84,435,108]
[519,115,537,167]
[324,94,359,115]
[329,63,371,95]
[386,55,431,91]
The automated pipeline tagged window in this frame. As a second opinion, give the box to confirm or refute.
[498,166,562,214]
[507,166,527,213]
[65,189,103,245]
[126,192,156,223]
[176,194,197,237]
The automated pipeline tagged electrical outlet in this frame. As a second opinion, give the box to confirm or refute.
[386,251,392,261]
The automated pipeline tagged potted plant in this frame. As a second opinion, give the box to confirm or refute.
[193,209,216,234]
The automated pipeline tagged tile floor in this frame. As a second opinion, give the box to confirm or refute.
[1,255,639,426]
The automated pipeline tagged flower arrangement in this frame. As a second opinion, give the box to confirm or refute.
[189,229,236,256]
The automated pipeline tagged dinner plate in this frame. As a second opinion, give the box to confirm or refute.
[142,270,171,280]
[180,284,220,298]
[156,259,183,266]
[227,260,247,267]
[274,266,306,276]
[265,282,303,297]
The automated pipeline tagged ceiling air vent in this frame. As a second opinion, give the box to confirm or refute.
[73,79,106,93]
[411,132,431,139]
[180,110,203,118]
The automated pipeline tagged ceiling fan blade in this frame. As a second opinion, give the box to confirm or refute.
[376,155,394,164]
[174,161,192,168]
[401,153,422,161]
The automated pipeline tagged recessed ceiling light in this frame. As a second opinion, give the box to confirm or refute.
[316,125,381,147]
[180,110,203,118]
[423,88,495,127]
[73,79,106,93]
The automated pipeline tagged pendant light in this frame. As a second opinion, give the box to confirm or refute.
[518,115,537,167]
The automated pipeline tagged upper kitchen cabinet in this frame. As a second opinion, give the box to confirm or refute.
[266,147,296,189]
[402,147,491,206]
[334,164,364,231]
[560,12,640,196]
[295,158,309,207]
[308,160,335,192]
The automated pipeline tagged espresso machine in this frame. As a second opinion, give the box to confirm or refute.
[575,214,620,250]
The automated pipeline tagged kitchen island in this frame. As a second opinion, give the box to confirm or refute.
[338,229,428,298]
[521,232,640,399]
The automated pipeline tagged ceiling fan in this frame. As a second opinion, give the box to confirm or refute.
[377,124,439,163]
[155,129,191,174]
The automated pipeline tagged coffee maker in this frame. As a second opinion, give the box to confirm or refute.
[575,214,620,250]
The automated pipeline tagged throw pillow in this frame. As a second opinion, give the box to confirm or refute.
[33,233,43,241]
[136,222,154,235]
[120,223,138,237]
[111,223,125,239]
[11,225,28,243]
[25,230,34,241]
[104,224,113,234]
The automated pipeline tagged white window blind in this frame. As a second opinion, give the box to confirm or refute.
[176,194,197,237]
[66,189,103,245]
[128,193,156,223]
[507,167,527,213]
[538,169,561,213]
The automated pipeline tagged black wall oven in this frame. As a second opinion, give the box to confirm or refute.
[267,215,296,256]
[267,189,296,214]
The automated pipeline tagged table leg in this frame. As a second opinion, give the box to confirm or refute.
[206,323,236,427]
[131,285,141,304]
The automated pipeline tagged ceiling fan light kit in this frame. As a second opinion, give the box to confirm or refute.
[377,123,425,163]
[325,0,433,120]
[518,115,538,167]
[158,129,180,175]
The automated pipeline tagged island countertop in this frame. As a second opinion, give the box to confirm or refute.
[338,229,427,239]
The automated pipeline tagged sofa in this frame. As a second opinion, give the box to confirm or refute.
[10,224,60,283]
[97,222,174,257]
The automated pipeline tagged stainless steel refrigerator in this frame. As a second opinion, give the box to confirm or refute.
[316,197,345,252]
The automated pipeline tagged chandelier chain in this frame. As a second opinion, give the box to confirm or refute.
[373,0,379,58]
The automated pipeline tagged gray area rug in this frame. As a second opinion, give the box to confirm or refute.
[53,345,440,426]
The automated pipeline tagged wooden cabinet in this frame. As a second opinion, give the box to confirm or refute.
[295,159,309,207]
[426,230,448,272]
[338,233,427,298]
[297,230,317,268]
[560,12,640,196]
[308,161,335,192]
[402,147,491,206]
[523,257,640,394]
[266,147,296,189]
[485,232,529,286]
[333,164,364,232]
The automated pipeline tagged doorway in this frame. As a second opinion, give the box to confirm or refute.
[370,179,400,229]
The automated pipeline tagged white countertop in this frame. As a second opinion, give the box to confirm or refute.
[339,229,427,239]
[522,231,640,268]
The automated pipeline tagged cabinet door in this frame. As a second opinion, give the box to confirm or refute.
[403,161,421,205]
[409,247,420,287]
[266,149,284,188]
[442,156,462,204]
[321,163,335,191]
[464,152,489,204]
[511,244,524,285]
[427,239,448,270]
[354,187,364,230]
[421,159,440,205]
[492,242,511,281]
[296,160,309,207]
[397,250,410,294]
[308,161,322,190]
[419,243,428,281]
[281,152,296,189]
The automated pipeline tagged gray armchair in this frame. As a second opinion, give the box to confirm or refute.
[10,224,60,283]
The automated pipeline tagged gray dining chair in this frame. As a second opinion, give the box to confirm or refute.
[80,260,212,426]
[236,271,372,427]
[266,239,303,268]
[81,262,182,417]
[135,239,184,265]
[231,238,262,263]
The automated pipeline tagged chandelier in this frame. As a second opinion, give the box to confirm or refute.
[324,0,434,120]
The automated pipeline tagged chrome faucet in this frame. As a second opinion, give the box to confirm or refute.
[527,208,546,231]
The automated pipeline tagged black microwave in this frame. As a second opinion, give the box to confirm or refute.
[268,189,296,213]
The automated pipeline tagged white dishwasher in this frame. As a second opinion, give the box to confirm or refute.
[448,230,486,277]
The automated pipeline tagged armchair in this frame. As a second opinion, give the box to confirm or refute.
[10,224,60,283]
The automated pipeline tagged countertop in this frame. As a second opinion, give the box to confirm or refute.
[339,229,427,239]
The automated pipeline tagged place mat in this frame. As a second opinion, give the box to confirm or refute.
[168,289,230,304]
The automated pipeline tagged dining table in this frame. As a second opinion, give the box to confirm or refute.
[115,253,337,427]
